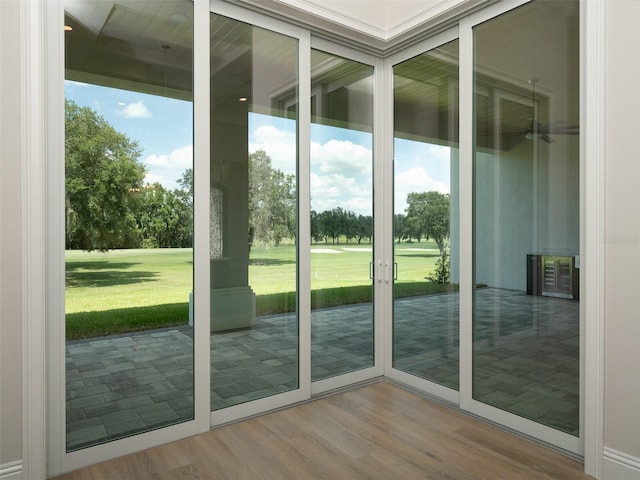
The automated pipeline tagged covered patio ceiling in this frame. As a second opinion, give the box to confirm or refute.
[64,0,578,149]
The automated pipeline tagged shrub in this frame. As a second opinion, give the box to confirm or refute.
[428,249,450,284]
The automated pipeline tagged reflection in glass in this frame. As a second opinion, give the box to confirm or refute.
[210,15,298,409]
[473,0,580,435]
[309,50,374,381]
[64,0,194,451]
[392,40,460,390]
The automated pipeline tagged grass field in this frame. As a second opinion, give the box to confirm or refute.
[65,242,450,338]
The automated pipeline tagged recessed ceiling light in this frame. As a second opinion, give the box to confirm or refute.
[64,25,73,31]
[239,97,248,102]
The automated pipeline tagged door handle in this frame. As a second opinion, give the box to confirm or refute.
[370,260,383,283]
[384,261,398,283]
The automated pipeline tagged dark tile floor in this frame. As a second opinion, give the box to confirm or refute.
[393,288,579,435]
[65,288,578,451]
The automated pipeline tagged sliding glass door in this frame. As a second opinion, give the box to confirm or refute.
[51,0,583,474]
[309,50,375,382]
[472,0,580,438]
[209,13,300,410]
[63,0,195,451]
[389,0,580,454]
[392,40,460,393]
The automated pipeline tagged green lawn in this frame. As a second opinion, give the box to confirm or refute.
[65,242,449,338]
[66,248,194,313]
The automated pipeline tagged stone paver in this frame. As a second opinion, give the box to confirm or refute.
[65,288,579,451]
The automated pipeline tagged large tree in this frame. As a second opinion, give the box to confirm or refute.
[248,149,296,247]
[405,191,450,255]
[65,99,146,251]
[176,167,194,209]
[355,214,373,245]
[317,208,344,245]
[394,213,406,243]
[136,182,192,248]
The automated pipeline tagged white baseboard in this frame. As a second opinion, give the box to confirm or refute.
[604,448,640,479]
[0,460,23,480]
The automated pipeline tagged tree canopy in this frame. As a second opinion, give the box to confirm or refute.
[64,101,447,253]
[65,100,193,251]
[136,182,192,248]
[249,149,296,247]
[65,99,145,251]
[404,191,450,254]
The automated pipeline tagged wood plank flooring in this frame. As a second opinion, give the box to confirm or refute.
[52,382,595,480]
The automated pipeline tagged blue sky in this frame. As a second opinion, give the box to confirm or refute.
[65,81,193,190]
[66,82,451,214]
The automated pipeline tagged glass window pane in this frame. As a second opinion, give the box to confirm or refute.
[392,40,460,390]
[64,0,194,451]
[473,0,580,435]
[309,50,374,381]
[210,15,299,410]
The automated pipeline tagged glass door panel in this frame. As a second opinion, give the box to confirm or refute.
[392,40,460,390]
[64,0,194,451]
[209,14,299,410]
[473,0,580,435]
[309,50,374,381]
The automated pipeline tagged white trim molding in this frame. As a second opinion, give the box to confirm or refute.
[227,0,492,55]
[0,461,23,480]
[21,0,48,478]
[603,448,640,480]
[581,0,606,477]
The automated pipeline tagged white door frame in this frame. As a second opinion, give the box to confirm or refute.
[22,0,605,477]
[383,27,461,407]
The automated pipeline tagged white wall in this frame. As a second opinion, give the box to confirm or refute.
[0,0,23,468]
[536,136,580,257]
[473,125,580,291]
[604,0,640,476]
[474,142,535,290]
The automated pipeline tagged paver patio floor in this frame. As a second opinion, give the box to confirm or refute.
[66,288,578,451]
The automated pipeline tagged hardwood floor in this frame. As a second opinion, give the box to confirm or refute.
[52,382,594,480]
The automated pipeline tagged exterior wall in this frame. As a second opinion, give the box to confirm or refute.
[474,144,535,290]
[0,0,23,469]
[603,0,640,477]
[473,134,579,292]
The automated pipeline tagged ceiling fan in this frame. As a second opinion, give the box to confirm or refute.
[518,79,579,145]
[524,119,580,144]
[477,79,580,151]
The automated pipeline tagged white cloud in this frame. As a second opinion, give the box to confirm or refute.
[394,166,450,213]
[250,125,296,174]
[254,124,294,144]
[310,172,372,215]
[395,166,450,194]
[249,124,373,180]
[311,139,371,177]
[249,122,375,215]
[142,145,192,190]
[308,139,373,215]
[143,172,168,186]
[119,101,152,119]
[144,145,192,169]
